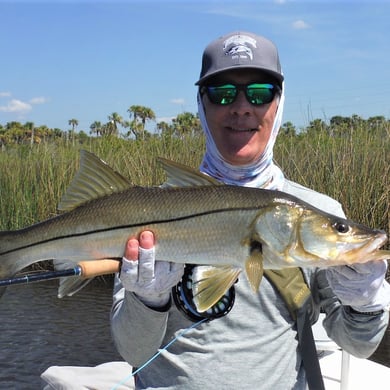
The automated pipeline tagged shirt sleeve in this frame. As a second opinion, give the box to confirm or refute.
[111,275,170,367]
[312,269,389,358]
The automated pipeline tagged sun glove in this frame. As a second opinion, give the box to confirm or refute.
[326,260,390,313]
[120,246,184,308]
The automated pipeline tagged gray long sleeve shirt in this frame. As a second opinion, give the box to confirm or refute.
[111,180,389,389]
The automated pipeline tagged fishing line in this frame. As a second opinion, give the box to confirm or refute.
[111,265,235,389]
[110,318,207,390]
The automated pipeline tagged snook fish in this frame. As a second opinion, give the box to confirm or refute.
[0,151,389,312]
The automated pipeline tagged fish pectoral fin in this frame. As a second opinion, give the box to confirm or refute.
[53,258,97,298]
[191,265,241,313]
[58,277,93,299]
[245,251,264,292]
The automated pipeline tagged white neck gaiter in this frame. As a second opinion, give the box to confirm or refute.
[198,86,285,190]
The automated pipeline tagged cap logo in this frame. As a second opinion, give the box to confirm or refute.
[223,34,257,61]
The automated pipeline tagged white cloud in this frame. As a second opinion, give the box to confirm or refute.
[0,99,32,113]
[292,20,310,30]
[157,116,175,123]
[170,98,185,105]
[29,96,48,105]
[0,95,48,113]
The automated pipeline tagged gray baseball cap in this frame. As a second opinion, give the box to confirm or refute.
[195,31,283,87]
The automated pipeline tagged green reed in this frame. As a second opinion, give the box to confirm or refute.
[275,126,389,234]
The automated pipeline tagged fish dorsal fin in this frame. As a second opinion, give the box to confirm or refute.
[158,158,221,188]
[58,150,132,211]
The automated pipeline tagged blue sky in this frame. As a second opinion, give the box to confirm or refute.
[1,0,390,133]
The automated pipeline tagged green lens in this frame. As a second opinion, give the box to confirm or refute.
[205,83,276,105]
[208,84,237,105]
[246,84,274,105]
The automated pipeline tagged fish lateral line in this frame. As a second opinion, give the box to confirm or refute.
[0,205,264,257]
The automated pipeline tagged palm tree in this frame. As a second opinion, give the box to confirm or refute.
[127,105,156,140]
[171,112,202,138]
[68,118,78,146]
[280,121,296,137]
[90,121,103,137]
[36,125,50,143]
[156,121,172,136]
[107,112,123,136]
[68,118,78,132]
[5,122,24,144]
[24,121,35,146]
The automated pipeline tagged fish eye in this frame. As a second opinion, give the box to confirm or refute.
[333,221,350,234]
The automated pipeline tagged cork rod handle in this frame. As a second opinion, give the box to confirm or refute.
[78,259,121,278]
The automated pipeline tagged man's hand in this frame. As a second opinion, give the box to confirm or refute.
[119,231,184,308]
[326,260,390,313]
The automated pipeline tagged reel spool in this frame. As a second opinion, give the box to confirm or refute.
[172,264,235,322]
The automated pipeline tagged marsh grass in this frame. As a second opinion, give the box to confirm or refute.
[275,127,389,235]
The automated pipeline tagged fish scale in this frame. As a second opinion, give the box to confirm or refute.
[0,185,273,272]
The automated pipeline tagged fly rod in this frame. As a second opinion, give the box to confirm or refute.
[0,259,120,287]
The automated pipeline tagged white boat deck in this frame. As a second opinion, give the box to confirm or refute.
[320,350,390,390]
[314,313,390,389]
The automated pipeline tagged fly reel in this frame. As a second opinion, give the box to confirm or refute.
[172,264,236,322]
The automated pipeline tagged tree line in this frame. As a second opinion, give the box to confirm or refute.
[0,104,389,147]
[0,105,203,147]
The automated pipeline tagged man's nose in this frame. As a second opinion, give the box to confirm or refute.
[229,90,252,115]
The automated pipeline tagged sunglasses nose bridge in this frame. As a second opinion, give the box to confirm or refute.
[235,84,247,97]
[234,85,252,105]
[229,86,254,112]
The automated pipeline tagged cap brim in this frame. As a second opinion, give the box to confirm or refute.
[195,66,284,87]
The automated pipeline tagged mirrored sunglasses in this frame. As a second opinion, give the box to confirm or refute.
[201,83,278,106]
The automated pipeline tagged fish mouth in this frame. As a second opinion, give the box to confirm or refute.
[351,232,390,262]
[366,231,388,251]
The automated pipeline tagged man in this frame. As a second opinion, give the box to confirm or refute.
[111,31,390,389]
